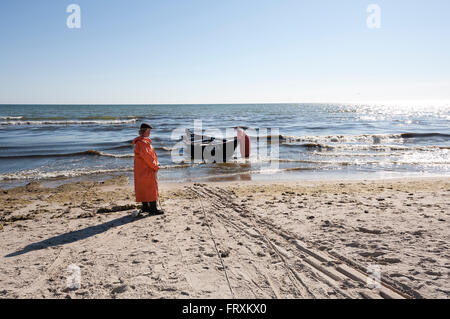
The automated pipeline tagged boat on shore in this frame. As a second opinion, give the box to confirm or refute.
[182,128,242,163]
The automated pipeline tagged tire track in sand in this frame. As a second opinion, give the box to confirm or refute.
[190,185,322,298]
[190,184,411,299]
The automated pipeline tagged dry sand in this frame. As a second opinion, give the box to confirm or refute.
[0,176,449,299]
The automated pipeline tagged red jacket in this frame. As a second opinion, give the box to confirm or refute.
[132,136,159,202]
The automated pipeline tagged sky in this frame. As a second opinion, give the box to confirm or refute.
[0,0,449,104]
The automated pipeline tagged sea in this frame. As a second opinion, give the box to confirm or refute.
[0,103,449,189]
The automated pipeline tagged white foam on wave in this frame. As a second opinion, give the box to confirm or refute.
[313,151,396,157]
[0,116,23,120]
[0,163,194,181]
[89,150,175,158]
[250,132,450,146]
[312,144,449,152]
[97,152,134,158]
[160,164,191,169]
[0,118,138,126]
[279,133,404,144]
[0,167,134,181]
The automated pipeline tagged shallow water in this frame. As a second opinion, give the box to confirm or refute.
[0,103,449,188]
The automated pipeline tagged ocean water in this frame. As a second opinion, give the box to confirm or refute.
[0,103,449,188]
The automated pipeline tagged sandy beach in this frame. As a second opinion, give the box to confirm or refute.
[0,176,448,299]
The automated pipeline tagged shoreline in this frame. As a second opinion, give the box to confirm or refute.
[1,168,448,191]
[0,176,448,299]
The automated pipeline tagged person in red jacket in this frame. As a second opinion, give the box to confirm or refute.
[237,127,250,158]
[132,123,164,215]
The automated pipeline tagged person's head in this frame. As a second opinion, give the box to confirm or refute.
[139,123,152,137]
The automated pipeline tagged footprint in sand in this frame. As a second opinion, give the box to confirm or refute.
[379,257,402,264]
[345,242,365,248]
[358,251,386,258]
[424,270,442,277]
[111,285,129,295]
[256,251,266,257]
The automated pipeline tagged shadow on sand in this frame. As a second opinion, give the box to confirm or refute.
[5,214,149,258]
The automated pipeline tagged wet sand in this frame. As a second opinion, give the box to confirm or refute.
[0,176,448,299]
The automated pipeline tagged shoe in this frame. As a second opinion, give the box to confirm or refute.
[149,201,164,215]
[141,202,152,213]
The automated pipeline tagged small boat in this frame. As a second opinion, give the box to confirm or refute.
[182,129,239,163]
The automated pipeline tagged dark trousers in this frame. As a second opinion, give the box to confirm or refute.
[142,201,157,212]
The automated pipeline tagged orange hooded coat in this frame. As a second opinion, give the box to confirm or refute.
[132,136,159,202]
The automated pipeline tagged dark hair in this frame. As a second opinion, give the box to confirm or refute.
[140,123,152,129]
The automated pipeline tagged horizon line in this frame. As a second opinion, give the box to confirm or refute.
[1,99,449,106]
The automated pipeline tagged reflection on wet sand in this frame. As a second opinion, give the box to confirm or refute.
[205,173,252,182]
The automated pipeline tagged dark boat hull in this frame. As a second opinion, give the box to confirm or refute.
[183,130,238,163]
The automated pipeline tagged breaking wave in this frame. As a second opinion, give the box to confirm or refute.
[0,150,134,159]
[0,118,139,126]
[252,132,450,145]
[0,116,23,120]
[0,164,192,181]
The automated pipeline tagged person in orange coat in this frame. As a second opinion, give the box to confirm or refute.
[132,123,164,215]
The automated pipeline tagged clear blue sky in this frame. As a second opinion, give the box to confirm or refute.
[0,0,449,104]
